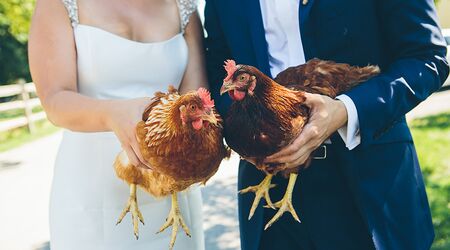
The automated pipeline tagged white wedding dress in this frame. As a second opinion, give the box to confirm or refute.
[49,1,204,249]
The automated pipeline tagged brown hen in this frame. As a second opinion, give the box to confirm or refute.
[114,86,230,249]
[220,59,379,229]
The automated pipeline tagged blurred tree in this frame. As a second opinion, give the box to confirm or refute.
[0,0,35,85]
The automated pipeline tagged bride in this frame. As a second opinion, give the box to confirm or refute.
[28,0,206,249]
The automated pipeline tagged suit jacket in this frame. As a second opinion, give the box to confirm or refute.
[204,0,449,249]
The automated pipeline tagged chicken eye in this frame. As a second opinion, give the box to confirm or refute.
[239,75,246,81]
[190,105,196,111]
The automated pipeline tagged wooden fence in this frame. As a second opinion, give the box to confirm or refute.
[0,80,46,134]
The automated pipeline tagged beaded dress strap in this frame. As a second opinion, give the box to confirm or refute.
[61,0,79,28]
[177,0,197,33]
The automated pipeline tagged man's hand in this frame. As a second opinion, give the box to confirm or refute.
[264,92,348,169]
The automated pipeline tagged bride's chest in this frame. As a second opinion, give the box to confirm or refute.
[73,26,188,99]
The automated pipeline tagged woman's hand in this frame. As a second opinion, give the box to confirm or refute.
[105,97,153,169]
[264,92,348,169]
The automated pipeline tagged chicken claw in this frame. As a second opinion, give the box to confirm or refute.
[239,174,276,220]
[157,193,191,250]
[116,184,145,239]
[264,173,301,230]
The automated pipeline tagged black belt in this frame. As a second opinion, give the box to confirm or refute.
[312,145,327,160]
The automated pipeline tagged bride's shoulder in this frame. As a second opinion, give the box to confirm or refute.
[32,0,77,27]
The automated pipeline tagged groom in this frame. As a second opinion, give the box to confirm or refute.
[204,0,449,249]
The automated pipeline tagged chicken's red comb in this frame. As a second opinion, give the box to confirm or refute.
[197,88,215,108]
[224,59,237,82]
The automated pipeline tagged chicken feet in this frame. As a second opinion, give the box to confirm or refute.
[264,173,301,230]
[157,193,191,250]
[239,174,276,220]
[116,184,145,239]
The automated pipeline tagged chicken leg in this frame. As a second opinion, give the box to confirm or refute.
[264,173,301,230]
[157,193,191,250]
[239,174,276,220]
[116,183,145,239]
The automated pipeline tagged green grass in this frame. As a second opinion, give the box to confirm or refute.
[0,105,59,152]
[0,105,44,121]
[410,112,450,250]
[0,119,59,152]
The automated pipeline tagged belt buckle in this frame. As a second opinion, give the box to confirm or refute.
[313,145,327,160]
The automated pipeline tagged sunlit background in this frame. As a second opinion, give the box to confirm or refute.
[0,0,449,249]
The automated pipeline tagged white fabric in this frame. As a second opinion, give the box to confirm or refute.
[259,0,361,150]
[336,95,361,149]
[260,0,305,77]
[50,1,205,250]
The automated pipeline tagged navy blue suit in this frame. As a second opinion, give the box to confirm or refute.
[204,0,449,249]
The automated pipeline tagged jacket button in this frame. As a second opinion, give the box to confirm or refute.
[343,28,349,36]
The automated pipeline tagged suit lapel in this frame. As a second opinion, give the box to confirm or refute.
[299,0,317,29]
[244,0,271,76]
[242,0,317,73]
[299,0,317,59]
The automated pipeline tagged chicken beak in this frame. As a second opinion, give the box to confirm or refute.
[220,81,235,95]
[202,110,218,125]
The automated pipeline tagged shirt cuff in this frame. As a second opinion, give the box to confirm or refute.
[336,94,361,150]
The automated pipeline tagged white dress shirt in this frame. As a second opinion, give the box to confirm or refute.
[260,0,361,150]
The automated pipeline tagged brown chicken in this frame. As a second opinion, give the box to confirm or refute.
[220,59,380,229]
[114,86,230,249]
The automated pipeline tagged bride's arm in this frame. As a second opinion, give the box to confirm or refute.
[178,11,208,94]
[28,0,151,168]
